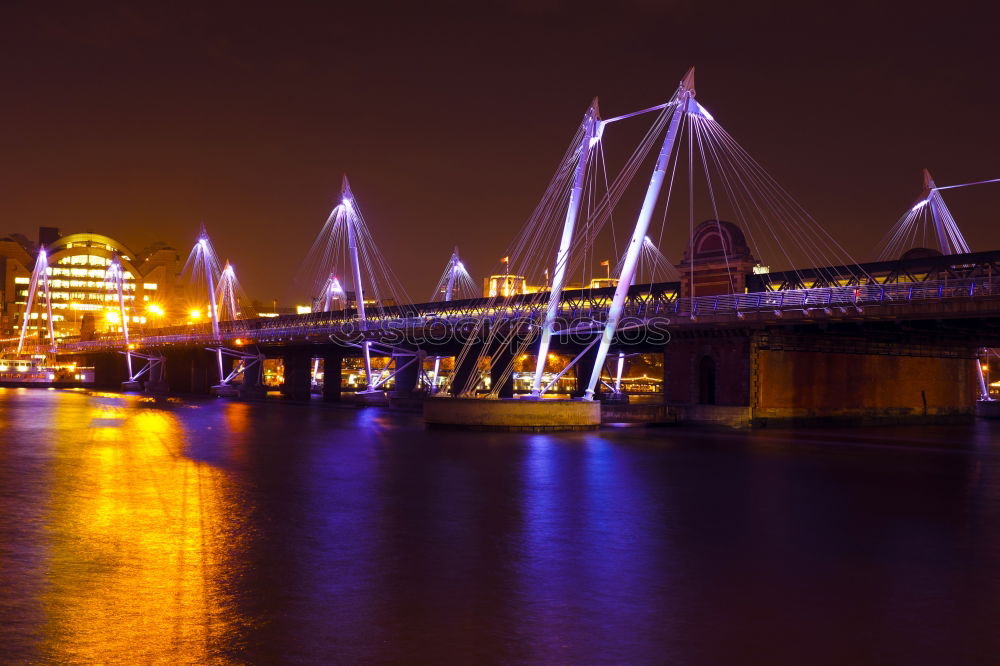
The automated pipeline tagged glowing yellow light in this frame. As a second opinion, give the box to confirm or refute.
[146,304,164,316]
[105,311,120,324]
[296,305,312,315]
[189,309,202,320]
[233,338,244,346]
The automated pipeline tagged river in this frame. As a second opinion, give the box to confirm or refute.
[0,388,998,664]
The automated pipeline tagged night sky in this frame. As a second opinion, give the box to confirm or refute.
[1,1,997,302]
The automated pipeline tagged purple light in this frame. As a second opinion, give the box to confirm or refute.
[911,199,929,212]
[684,97,714,121]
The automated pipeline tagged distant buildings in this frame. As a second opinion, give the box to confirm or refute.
[0,228,181,343]
[482,274,618,298]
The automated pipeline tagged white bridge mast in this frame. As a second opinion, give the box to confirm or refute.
[17,247,56,355]
[530,100,602,397]
[585,68,707,400]
[341,175,373,391]
[431,247,464,391]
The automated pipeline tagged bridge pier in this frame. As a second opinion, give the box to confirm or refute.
[664,332,753,427]
[159,350,215,395]
[322,350,342,402]
[146,355,169,393]
[663,329,980,428]
[573,343,603,399]
[450,346,482,397]
[190,352,214,395]
[390,349,423,398]
[490,344,515,399]
[91,352,126,390]
[162,350,190,393]
[237,355,266,399]
[749,331,978,427]
[281,350,313,401]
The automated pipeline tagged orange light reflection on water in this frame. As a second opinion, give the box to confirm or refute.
[41,396,247,662]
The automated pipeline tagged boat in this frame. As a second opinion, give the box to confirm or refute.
[0,354,95,388]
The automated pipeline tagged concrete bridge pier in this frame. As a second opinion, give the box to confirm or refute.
[161,350,190,393]
[237,355,266,400]
[160,349,214,395]
[190,351,215,395]
[281,350,313,401]
[663,330,981,428]
[145,355,169,393]
[490,344,515,399]
[573,343,603,400]
[91,352,127,390]
[450,345,482,397]
[390,349,424,398]
[322,351,342,402]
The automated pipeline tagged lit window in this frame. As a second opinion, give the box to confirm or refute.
[14,277,29,284]
[144,283,157,290]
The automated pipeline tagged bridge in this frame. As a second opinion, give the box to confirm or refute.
[8,67,1000,428]
[52,243,1000,427]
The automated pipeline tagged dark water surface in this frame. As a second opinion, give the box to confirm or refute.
[1,388,999,664]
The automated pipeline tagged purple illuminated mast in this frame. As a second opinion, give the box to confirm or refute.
[340,174,374,391]
[530,99,602,397]
[584,67,709,400]
[17,247,55,354]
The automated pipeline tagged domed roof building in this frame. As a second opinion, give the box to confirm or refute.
[1,228,181,342]
[676,219,759,298]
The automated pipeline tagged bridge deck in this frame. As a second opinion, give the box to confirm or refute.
[56,273,1000,353]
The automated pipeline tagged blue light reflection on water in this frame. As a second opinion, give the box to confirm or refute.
[0,389,999,664]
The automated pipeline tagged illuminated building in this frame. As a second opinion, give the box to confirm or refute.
[587,277,618,289]
[0,234,34,337]
[483,274,548,298]
[1,229,181,341]
[483,273,613,298]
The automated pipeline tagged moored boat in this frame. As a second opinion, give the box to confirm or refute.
[0,355,95,388]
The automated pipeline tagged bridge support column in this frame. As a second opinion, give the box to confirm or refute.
[281,351,313,401]
[146,355,169,393]
[574,344,603,399]
[490,344,515,399]
[450,346,482,397]
[322,351,342,402]
[238,356,266,399]
[750,332,978,427]
[190,352,214,395]
[162,351,191,393]
[390,349,423,398]
[92,353,126,390]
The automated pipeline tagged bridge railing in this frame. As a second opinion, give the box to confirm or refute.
[667,277,997,317]
[55,275,1000,352]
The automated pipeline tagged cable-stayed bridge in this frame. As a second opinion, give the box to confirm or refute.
[8,67,1000,428]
